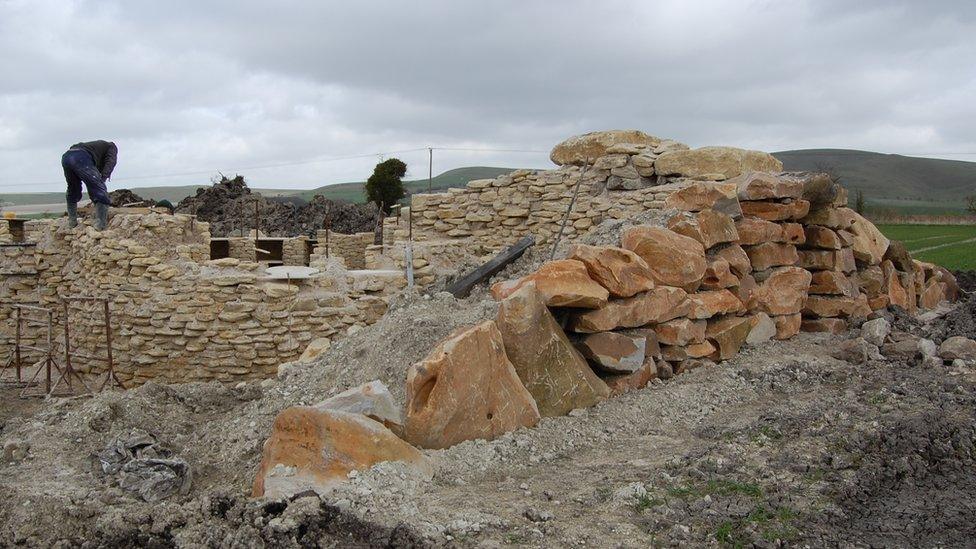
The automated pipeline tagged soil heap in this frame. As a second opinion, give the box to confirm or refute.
[175,176,380,237]
[109,189,156,208]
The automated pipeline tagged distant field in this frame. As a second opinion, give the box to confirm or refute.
[877,224,976,271]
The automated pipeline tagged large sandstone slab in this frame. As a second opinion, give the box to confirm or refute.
[801,207,857,229]
[686,289,744,319]
[654,318,706,346]
[748,266,812,315]
[746,312,777,345]
[621,226,707,291]
[772,313,802,339]
[739,199,810,222]
[568,286,689,333]
[803,226,842,250]
[711,244,752,277]
[567,244,655,298]
[744,242,798,271]
[731,172,803,200]
[655,146,783,179]
[802,295,857,318]
[856,265,884,296]
[701,258,739,290]
[491,259,608,309]
[550,130,666,166]
[313,380,402,433]
[252,408,431,498]
[404,321,540,449]
[603,359,658,397]
[664,182,742,218]
[809,270,857,296]
[495,284,609,417]
[797,248,856,272]
[735,216,785,245]
[575,332,645,374]
[848,212,890,265]
[706,316,753,360]
[667,209,739,250]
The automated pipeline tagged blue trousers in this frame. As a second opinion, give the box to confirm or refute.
[62,149,110,205]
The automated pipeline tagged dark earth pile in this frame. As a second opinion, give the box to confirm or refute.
[109,189,155,208]
[174,176,380,237]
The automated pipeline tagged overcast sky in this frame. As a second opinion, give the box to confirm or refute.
[1,0,974,194]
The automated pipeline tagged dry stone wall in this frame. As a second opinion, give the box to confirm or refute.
[312,231,374,270]
[0,214,405,385]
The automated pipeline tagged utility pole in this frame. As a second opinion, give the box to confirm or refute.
[428,147,433,193]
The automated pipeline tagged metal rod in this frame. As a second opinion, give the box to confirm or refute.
[46,310,53,393]
[14,307,21,381]
[325,224,330,259]
[550,159,590,261]
[428,147,433,192]
[254,199,260,261]
[61,301,70,390]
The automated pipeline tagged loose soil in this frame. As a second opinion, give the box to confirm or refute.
[0,285,973,547]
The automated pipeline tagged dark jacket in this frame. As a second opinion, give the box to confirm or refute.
[70,140,118,181]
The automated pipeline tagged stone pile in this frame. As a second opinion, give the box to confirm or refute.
[246,130,962,501]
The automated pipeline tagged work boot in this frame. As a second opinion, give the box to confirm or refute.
[94,202,109,231]
[66,200,78,228]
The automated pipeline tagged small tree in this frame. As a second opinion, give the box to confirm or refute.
[854,190,866,214]
[364,158,406,215]
[967,194,976,214]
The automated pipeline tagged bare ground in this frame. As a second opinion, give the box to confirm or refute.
[0,290,974,547]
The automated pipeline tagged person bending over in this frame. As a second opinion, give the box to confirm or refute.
[61,139,117,230]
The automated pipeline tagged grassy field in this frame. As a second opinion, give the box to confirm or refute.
[877,224,976,271]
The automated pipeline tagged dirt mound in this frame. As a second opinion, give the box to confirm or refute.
[109,189,155,208]
[174,176,380,237]
[953,270,976,293]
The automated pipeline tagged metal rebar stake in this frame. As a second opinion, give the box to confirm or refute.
[549,159,590,260]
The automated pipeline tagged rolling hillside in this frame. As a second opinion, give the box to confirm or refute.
[0,166,519,208]
[773,149,976,215]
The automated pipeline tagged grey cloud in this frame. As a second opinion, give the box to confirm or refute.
[1,0,974,193]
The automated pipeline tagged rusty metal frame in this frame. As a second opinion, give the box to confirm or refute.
[57,296,123,393]
[0,303,63,397]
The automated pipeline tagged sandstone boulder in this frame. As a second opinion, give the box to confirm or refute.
[847,212,889,265]
[749,267,812,315]
[860,317,891,346]
[803,295,857,318]
[575,332,645,374]
[667,209,739,250]
[404,321,540,449]
[739,199,810,222]
[801,207,857,230]
[621,226,707,291]
[686,340,718,359]
[550,130,665,166]
[883,241,914,272]
[297,337,331,363]
[567,244,655,298]
[701,258,739,290]
[654,318,706,346]
[782,223,806,245]
[735,217,784,245]
[801,318,848,334]
[803,226,842,250]
[252,408,431,498]
[920,280,949,309]
[856,265,884,296]
[711,244,752,277]
[706,316,753,360]
[939,336,976,361]
[603,359,658,397]
[772,313,802,339]
[686,289,744,319]
[313,380,402,433]
[654,146,783,179]
[664,182,742,218]
[746,312,777,345]
[745,242,799,271]
[809,270,857,296]
[797,249,856,272]
[731,172,803,201]
[495,284,610,417]
[569,286,689,333]
[491,259,609,308]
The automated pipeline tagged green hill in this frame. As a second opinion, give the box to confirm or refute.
[772,149,976,215]
[0,166,519,207]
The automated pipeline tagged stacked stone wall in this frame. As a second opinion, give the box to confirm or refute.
[312,231,374,270]
[0,214,404,385]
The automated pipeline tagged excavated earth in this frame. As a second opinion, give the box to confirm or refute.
[0,283,974,548]
[174,176,380,237]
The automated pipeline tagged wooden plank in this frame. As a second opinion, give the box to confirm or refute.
[446,236,534,298]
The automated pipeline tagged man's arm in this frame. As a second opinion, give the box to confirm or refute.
[101,142,118,181]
